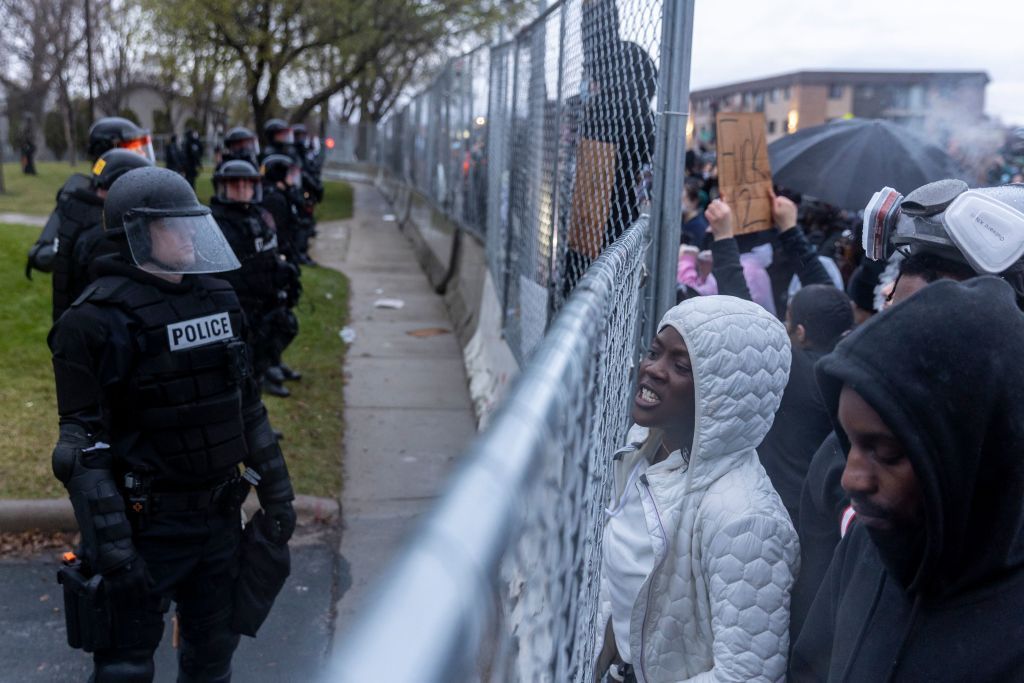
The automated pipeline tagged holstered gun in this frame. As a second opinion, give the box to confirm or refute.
[57,552,111,652]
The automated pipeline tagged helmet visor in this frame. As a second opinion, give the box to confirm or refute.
[228,137,260,157]
[125,213,240,274]
[215,177,263,205]
[286,165,302,186]
[119,135,156,163]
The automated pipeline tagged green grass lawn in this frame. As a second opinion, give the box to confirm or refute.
[0,162,354,223]
[0,161,92,215]
[0,222,349,499]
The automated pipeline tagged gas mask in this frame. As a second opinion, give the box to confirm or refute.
[864,180,1024,275]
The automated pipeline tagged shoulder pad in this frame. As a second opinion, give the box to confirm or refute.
[70,275,134,308]
[59,173,94,198]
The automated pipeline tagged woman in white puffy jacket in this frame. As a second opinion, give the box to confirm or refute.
[595,295,800,683]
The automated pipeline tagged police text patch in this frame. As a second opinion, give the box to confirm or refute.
[166,313,234,351]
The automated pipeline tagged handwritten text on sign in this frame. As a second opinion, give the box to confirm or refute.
[716,112,773,234]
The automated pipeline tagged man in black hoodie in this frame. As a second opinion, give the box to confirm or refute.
[789,276,1024,681]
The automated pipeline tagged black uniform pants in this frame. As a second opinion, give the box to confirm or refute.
[91,506,242,683]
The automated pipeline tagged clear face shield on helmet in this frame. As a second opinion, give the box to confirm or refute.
[863,180,1024,274]
[228,137,260,159]
[215,176,263,205]
[118,135,156,164]
[124,210,240,275]
[286,165,302,187]
[274,129,294,145]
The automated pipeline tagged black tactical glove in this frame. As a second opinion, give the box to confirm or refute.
[103,555,152,612]
[260,501,296,545]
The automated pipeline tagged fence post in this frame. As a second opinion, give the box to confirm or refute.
[645,0,696,340]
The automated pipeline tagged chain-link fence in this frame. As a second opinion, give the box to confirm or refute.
[329,1,693,680]
[376,0,667,364]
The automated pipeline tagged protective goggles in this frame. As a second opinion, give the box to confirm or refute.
[863,180,1024,274]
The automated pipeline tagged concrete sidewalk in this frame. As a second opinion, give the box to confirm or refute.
[312,181,477,651]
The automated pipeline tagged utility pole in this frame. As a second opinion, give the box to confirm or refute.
[85,0,96,123]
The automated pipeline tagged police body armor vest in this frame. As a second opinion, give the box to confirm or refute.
[51,175,104,321]
[76,274,250,486]
[211,202,281,312]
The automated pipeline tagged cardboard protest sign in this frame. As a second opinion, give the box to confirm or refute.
[568,138,618,259]
[716,112,774,234]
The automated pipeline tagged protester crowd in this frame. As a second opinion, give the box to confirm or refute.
[593,133,1024,681]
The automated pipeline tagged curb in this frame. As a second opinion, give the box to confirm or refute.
[0,494,341,534]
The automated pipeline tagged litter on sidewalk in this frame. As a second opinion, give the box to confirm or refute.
[373,298,405,309]
[406,327,451,338]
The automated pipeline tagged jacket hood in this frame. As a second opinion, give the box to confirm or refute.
[816,276,1024,595]
[649,295,791,491]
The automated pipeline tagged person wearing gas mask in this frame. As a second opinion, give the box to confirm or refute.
[790,179,1024,644]
[211,160,300,399]
[789,276,1024,681]
[51,149,153,321]
[48,166,295,682]
[594,296,798,683]
[26,116,155,310]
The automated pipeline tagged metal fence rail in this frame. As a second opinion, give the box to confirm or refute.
[328,0,694,679]
[325,216,650,683]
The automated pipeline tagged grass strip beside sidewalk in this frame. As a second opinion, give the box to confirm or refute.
[0,223,348,499]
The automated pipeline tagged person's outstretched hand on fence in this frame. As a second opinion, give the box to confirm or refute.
[705,196,734,241]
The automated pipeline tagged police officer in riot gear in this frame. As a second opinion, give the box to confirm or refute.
[50,149,153,321]
[26,117,155,290]
[261,154,303,264]
[260,119,294,161]
[49,166,295,682]
[210,160,300,398]
[219,127,261,169]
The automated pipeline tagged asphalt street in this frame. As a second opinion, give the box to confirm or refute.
[0,523,344,682]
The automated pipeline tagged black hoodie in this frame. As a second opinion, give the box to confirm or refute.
[789,277,1024,682]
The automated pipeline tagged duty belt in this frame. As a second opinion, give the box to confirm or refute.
[123,474,241,515]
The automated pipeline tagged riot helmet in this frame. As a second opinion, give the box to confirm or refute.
[104,167,240,275]
[213,159,263,205]
[87,117,155,163]
[92,149,154,194]
[864,180,1024,275]
[263,118,293,145]
[261,153,301,186]
[222,126,260,165]
[292,123,308,148]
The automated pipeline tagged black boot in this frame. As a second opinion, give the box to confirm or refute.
[265,366,286,384]
[262,377,290,398]
[278,363,302,381]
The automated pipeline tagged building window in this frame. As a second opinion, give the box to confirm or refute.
[828,84,844,99]
[768,89,777,103]
[783,86,791,100]
[767,120,777,134]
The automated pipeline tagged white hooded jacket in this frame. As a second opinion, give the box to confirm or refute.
[597,295,799,683]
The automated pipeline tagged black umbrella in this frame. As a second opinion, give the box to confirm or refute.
[767,118,964,211]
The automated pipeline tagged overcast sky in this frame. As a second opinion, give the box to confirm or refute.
[688,0,1024,126]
